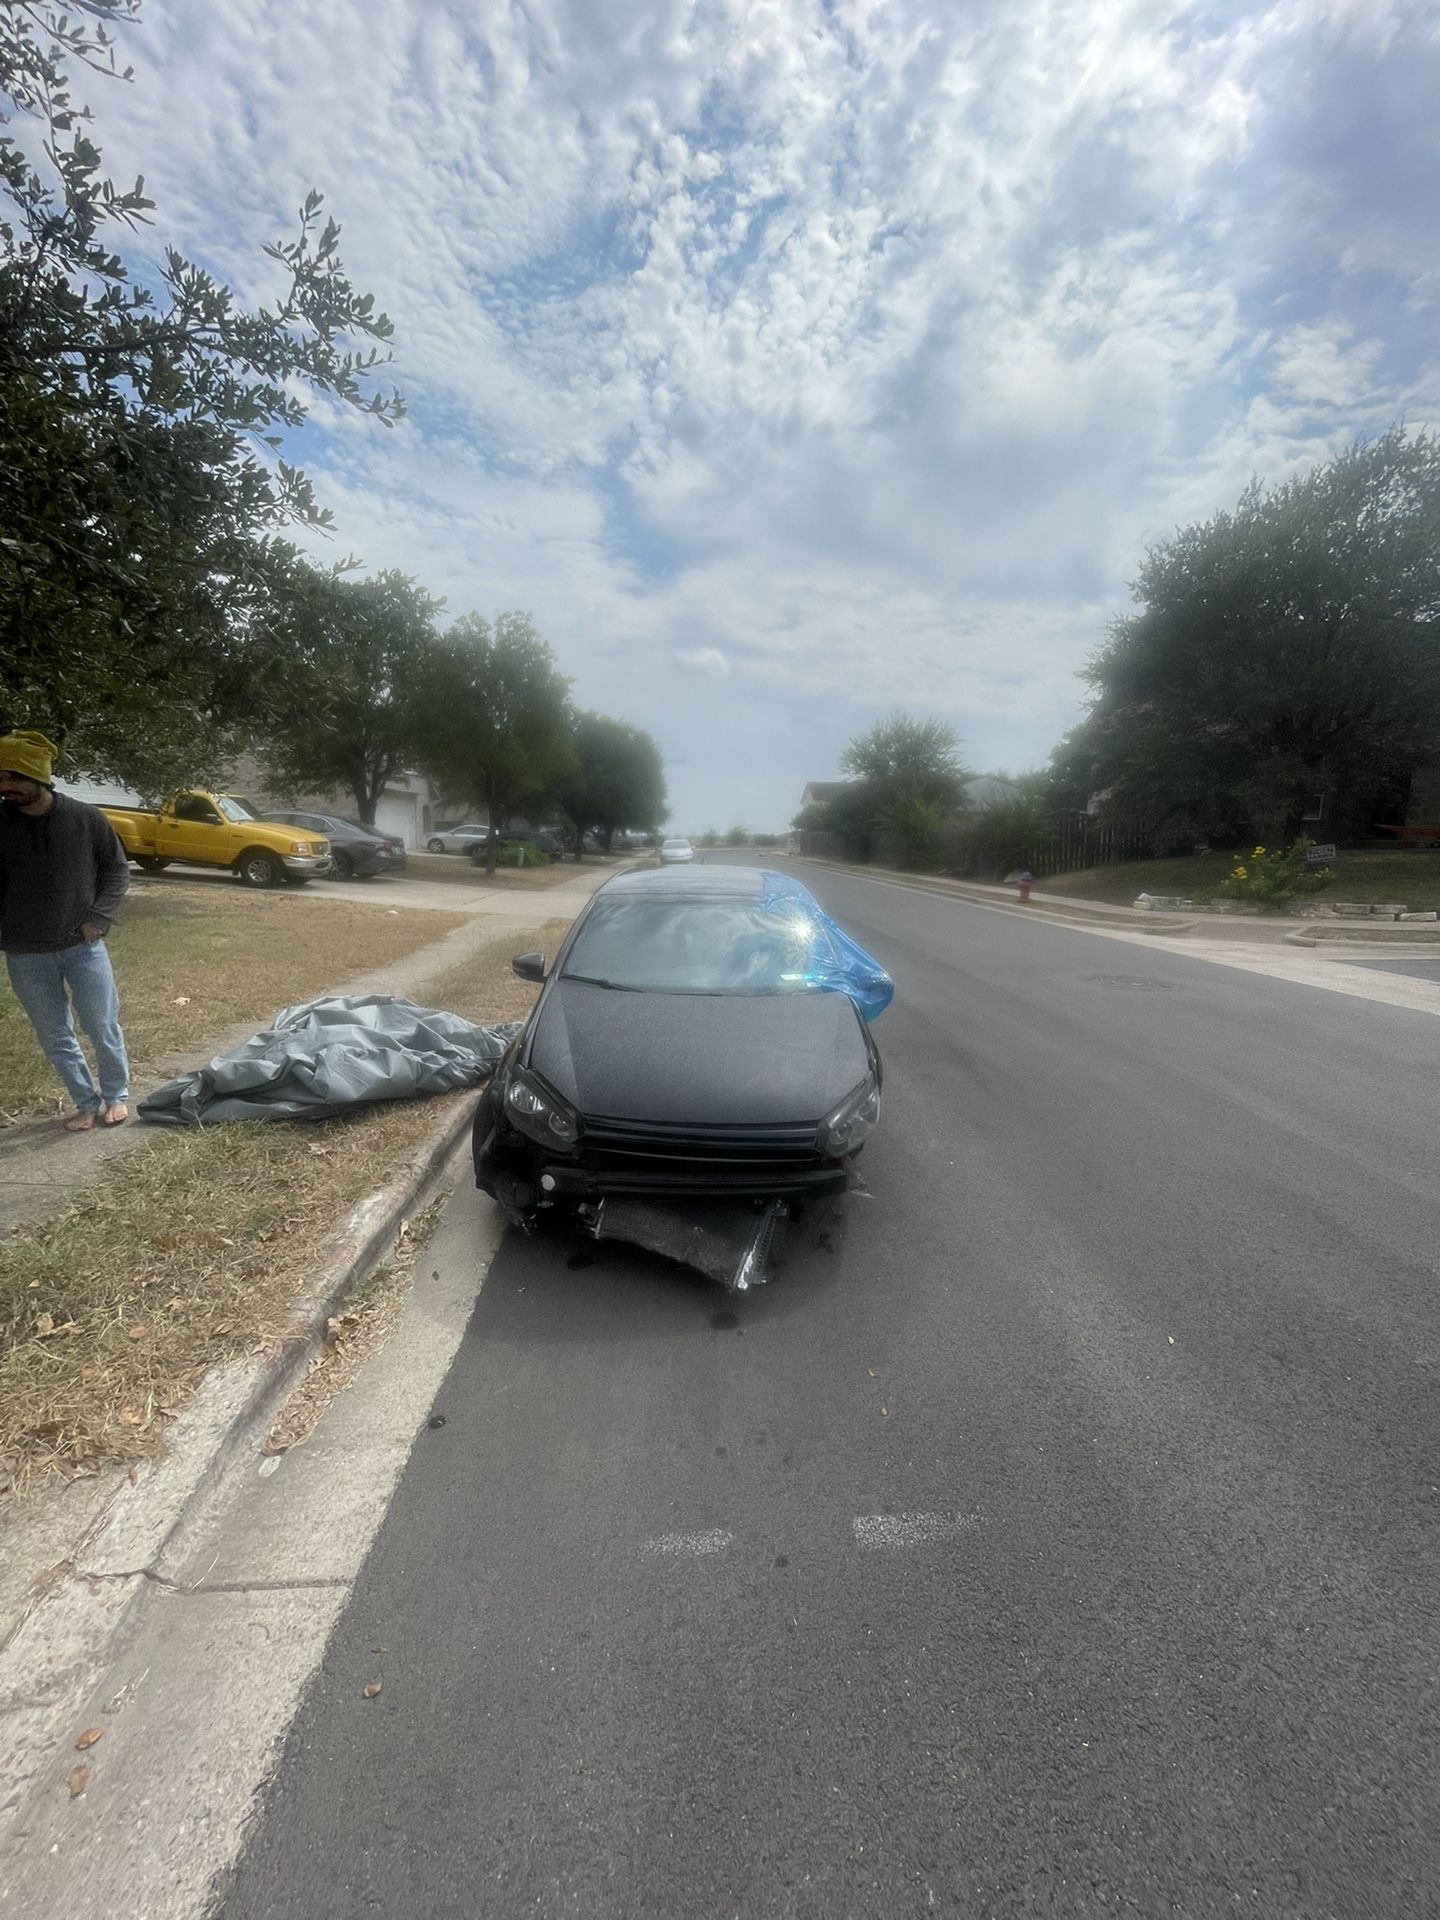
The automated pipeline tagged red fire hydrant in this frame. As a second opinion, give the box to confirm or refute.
[1017,870,1033,904]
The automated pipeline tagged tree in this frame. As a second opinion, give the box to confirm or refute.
[840,713,970,804]
[725,825,750,847]
[829,712,971,855]
[883,794,949,870]
[0,0,401,788]
[419,613,573,876]
[553,711,667,857]
[962,773,1055,876]
[256,566,443,823]
[1066,428,1440,845]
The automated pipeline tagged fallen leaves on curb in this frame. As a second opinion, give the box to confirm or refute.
[67,1765,88,1797]
[75,1727,103,1750]
[362,1680,382,1700]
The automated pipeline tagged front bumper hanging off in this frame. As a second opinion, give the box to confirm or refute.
[580,1195,792,1292]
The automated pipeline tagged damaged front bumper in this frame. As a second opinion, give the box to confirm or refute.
[474,1117,851,1290]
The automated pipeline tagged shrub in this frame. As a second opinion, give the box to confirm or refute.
[496,841,550,868]
[1215,840,1330,909]
[884,792,948,871]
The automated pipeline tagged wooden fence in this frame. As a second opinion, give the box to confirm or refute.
[800,816,1151,878]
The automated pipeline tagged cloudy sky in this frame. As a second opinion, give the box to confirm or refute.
[83,0,1440,829]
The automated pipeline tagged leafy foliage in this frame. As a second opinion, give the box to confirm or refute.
[1215,840,1333,910]
[1058,429,1440,844]
[554,711,667,856]
[960,774,1055,876]
[257,567,443,823]
[883,793,948,870]
[0,0,401,785]
[830,712,971,855]
[494,841,550,869]
[419,614,574,876]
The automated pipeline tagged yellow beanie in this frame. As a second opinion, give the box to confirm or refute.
[0,731,58,785]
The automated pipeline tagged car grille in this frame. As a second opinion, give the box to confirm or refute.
[579,1116,825,1174]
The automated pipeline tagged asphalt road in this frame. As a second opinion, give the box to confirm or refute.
[217,859,1440,1919]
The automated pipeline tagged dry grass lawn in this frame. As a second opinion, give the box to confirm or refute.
[404,850,609,889]
[0,882,467,1120]
[0,921,556,1495]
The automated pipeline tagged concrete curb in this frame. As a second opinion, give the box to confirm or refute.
[1284,928,1440,955]
[0,1091,477,1824]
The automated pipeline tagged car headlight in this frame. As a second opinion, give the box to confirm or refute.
[505,1065,580,1148]
[819,1075,880,1157]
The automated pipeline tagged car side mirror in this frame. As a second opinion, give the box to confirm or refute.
[511,951,547,983]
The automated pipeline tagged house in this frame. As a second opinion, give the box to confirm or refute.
[800,781,852,810]
[224,753,441,850]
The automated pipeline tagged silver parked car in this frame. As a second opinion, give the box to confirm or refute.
[659,836,696,864]
[426,822,491,854]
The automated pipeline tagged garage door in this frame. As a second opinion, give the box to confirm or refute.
[374,794,420,849]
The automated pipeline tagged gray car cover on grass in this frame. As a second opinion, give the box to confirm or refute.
[138,994,521,1126]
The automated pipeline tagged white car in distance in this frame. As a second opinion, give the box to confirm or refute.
[426,823,491,854]
[659,837,696,864]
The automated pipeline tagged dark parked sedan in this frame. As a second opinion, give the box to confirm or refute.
[472,867,887,1257]
[264,811,407,879]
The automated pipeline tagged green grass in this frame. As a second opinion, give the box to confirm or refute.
[1039,848,1440,910]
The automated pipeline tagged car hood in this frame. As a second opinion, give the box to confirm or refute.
[526,980,871,1126]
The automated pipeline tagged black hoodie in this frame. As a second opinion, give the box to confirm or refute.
[0,792,131,954]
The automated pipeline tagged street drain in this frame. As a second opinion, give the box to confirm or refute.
[1087,974,1175,991]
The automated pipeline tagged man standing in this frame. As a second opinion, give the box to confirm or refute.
[0,731,132,1131]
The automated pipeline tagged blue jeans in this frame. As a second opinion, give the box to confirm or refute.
[6,942,131,1111]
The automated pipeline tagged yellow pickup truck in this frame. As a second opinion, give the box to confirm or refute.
[102,790,332,888]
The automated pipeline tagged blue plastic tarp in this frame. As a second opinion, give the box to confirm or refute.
[758,869,894,1022]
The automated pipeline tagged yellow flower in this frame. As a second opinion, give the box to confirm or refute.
[1233,866,1248,879]
[1253,846,1265,857]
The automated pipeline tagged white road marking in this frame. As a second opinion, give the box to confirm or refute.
[639,1528,735,1558]
[852,1512,979,1549]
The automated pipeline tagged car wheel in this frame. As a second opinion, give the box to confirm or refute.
[330,849,354,880]
[237,849,283,888]
[136,856,170,873]
[427,837,445,853]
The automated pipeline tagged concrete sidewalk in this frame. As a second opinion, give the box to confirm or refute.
[784,859,1376,947]
[0,863,621,1238]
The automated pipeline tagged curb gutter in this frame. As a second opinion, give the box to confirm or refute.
[0,1091,478,1826]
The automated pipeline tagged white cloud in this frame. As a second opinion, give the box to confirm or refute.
[677,648,731,678]
[67,0,1440,824]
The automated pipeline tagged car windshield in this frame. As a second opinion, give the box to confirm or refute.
[663,839,689,849]
[215,794,260,823]
[561,897,831,995]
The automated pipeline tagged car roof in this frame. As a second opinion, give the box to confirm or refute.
[601,864,770,900]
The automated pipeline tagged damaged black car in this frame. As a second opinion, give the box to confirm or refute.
[471,865,892,1288]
